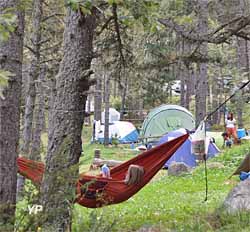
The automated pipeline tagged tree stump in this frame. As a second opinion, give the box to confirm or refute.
[94,149,101,159]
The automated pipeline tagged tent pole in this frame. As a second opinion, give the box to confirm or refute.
[204,120,208,202]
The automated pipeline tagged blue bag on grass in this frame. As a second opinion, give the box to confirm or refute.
[239,171,250,181]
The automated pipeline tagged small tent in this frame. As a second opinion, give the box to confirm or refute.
[140,105,195,143]
[101,108,120,124]
[158,128,220,168]
[96,121,138,144]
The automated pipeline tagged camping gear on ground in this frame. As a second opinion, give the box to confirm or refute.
[158,128,220,168]
[17,134,188,208]
[237,128,246,139]
[101,108,120,124]
[239,172,250,181]
[140,105,195,144]
[96,121,139,144]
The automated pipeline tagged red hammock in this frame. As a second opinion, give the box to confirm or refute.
[17,133,188,208]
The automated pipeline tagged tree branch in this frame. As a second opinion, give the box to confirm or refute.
[112,3,126,67]
[159,15,250,44]
[24,44,36,55]
[96,16,114,36]
[43,13,65,22]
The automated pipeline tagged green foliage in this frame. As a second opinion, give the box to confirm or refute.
[110,96,122,111]
[73,207,116,232]
[0,70,14,99]
[0,10,16,42]
[111,133,119,147]
[66,0,94,14]
[0,8,17,99]
[15,181,42,232]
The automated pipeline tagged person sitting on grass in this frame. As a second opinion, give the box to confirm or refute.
[101,164,111,178]
[222,132,232,148]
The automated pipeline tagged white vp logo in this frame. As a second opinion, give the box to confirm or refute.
[28,204,43,215]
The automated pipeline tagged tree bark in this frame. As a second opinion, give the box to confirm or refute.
[40,7,97,231]
[211,69,220,125]
[104,74,110,146]
[94,76,102,121]
[236,37,249,128]
[30,65,46,161]
[17,0,43,199]
[195,0,208,126]
[21,0,43,157]
[120,76,127,120]
[0,0,24,229]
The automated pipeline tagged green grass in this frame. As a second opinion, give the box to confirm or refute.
[71,126,250,232]
[17,126,250,231]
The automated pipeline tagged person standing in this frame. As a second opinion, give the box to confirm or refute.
[225,112,238,144]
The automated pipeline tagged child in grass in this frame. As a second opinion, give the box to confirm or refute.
[101,164,111,178]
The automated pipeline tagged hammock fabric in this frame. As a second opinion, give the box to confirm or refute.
[17,133,188,208]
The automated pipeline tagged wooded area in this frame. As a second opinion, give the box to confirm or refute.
[1,0,250,231]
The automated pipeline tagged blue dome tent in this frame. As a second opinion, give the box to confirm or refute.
[158,128,220,168]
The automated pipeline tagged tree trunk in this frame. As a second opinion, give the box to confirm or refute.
[183,41,192,110]
[104,75,110,146]
[85,94,91,125]
[236,36,249,128]
[195,0,208,126]
[211,70,220,125]
[40,7,97,231]
[17,0,43,199]
[94,76,102,121]
[47,71,57,136]
[0,0,24,229]
[180,40,185,107]
[30,65,46,161]
[21,0,43,157]
[184,65,191,110]
[180,64,185,107]
[120,73,128,120]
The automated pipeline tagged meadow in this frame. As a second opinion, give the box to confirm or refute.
[71,127,250,232]
[16,126,250,231]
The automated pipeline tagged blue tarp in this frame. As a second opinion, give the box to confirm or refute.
[158,129,220,168]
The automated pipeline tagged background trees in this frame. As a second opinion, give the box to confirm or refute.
[0,0,24,230]
[1,0,250,230]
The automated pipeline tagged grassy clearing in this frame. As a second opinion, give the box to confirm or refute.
[71,126,250,232]
[17,126,250,231]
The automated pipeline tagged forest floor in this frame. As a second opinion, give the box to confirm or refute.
[16,126,250,231]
